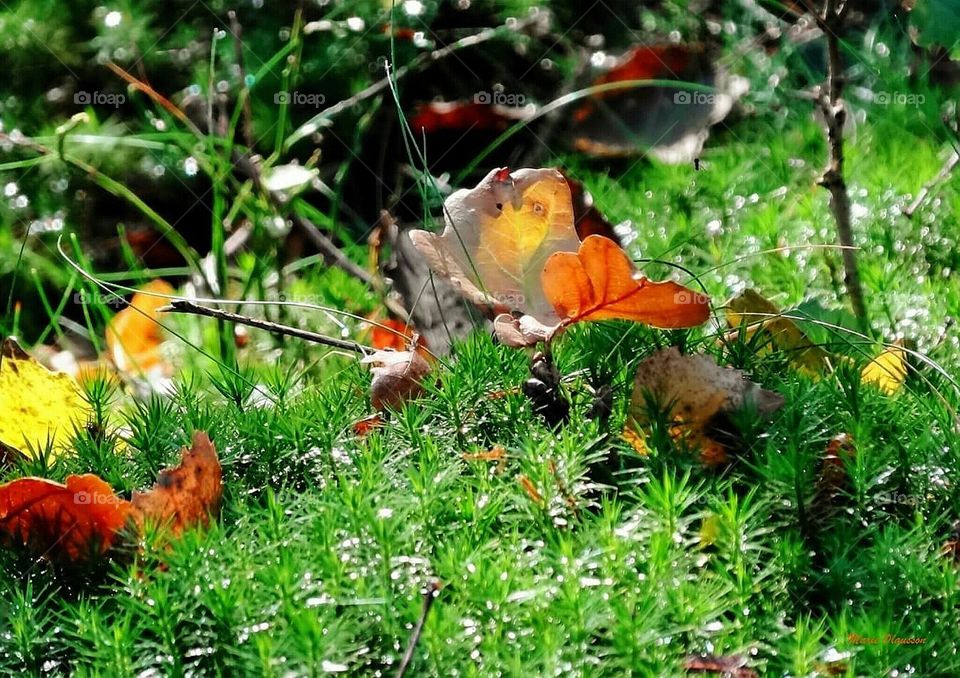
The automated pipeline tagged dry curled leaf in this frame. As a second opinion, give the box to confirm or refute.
[362,349,432,411]
[543,235,711,328]
[131,431,223,535]
[725,289,831,376]
[0,337,89,458]
[0,431,222,565]
[106,279,175,377]
[627,347,784,465]
[409,167,581,322]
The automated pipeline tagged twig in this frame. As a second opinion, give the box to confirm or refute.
[809,0,870,332]
[395,580,441,678]
[158,299,372,355]
[904,150,960,218]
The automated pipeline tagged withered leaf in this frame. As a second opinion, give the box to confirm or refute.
[362,349,432,411]
[410,167,581,322]
[627,347,783,465]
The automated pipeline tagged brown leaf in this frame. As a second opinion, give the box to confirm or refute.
[627,347,783,465]
[131,431,223,535]
[362,349,432,411]
[409,167,581,322]
[542,235,711,328]
[0,474,132,562]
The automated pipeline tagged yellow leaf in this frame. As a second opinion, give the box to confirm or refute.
[699,514,720,547]
[861,344,907,394]
[0,338,89,458]
[725,289,831,376]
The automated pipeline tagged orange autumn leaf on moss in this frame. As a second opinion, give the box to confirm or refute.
[0,432,222,564]
[0,475,132,561]
[131,431,222,535]
[542,235,710,328]
[106,279,174,375]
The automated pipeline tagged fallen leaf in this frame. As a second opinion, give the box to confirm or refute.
[683,653,758,678]
[409,101,534,134]
[0,432,222,565]
[0,474,131,561]
[861,343,908,394]
[0,337,89,458]
[543,235,711,328]
[725,289,831,376]
[572,44,749,163]
[410,167,581,322]
[106,280,175,377]
[362,349,432,411]
[131,431,223,536]
[627,347,783,465]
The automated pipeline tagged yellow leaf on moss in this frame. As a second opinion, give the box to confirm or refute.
[725,289,831,376]
[0,338,89,458]
[861,344,907,394]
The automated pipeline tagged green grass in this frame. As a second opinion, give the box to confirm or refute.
[3,3,960,676]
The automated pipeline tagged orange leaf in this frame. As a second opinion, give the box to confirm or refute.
[106,280,174,375]
[0,474,132,562]
[0,431,222,565]
[131,432,223,536]
[542,235,710,328]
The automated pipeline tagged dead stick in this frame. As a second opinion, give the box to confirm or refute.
[395,580,441,678]
[159,300,372,355]
[904,150,959,218]
[811,0,870,332]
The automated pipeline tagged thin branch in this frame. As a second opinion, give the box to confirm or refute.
[395,580,441,678]
[159,299,372,355]
[904,150,960,218]
[811,0,870,332]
